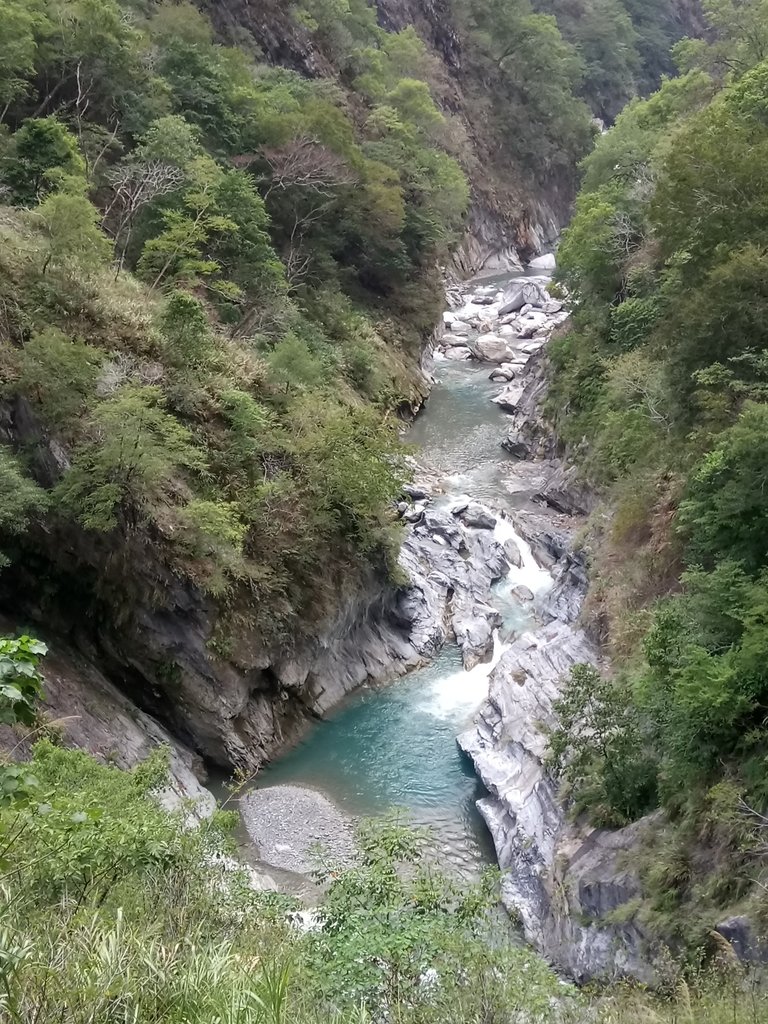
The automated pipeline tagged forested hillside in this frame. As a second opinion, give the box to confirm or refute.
[548,0,768,956]
[0,0,684,769]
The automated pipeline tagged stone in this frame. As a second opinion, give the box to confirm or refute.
[442,332,472,348]
[715,916,768,964]
[472,332,513,363]
[528,253,556,271]
[471,294,496,305]
[443,345,473,360]
[503,538,523,568]
[454,502,497,530]
[452,602,503,669]
[511,584,534,602]
[489,364,516,383]
[403,483,429,501]
[492,384,523,413]
[498,280,550,316]
[542,300,563,314]
[497,324,519,339]
[501,435,531,459]
[449,320,470,335]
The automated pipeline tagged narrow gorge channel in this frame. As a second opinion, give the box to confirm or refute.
[232,265,588,908]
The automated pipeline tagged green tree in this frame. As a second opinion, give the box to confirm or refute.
[34,180,112,274]
[0,634,47,809]
[678,403,768,574]
[0,0,45,114]
[2,117,85,204]
[548,663,658,824]
[18,329,102,429]
[55,386,206,531]
[159,291,215,367]
[0,448,48,570]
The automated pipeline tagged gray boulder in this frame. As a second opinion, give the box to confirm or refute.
[472,332,513,363]
[455,502,497,530]
[443,346,473,361]
[503,538,523,568]
[452,603,503,669]
[492,384,523,413]
[502,434,531,459]
[528,253,556,271]
[498,280,550,316]
[489,364,516,383]
[449,320,471,336]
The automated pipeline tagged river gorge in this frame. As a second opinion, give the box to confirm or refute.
[223,265,652,980]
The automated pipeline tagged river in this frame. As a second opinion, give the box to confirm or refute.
[226,270,560,884]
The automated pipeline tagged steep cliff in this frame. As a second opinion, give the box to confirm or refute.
[0,0,695,798]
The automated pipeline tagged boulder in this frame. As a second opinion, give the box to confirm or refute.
[472,332,513,363]
[492,385,523,413]
[498,280,550,316]
[443,346,473,361]
[511,584,534,603]
[502,435,531,459]
[455,502,497,530]
[403,483,429,501]
[503,538,523,568]
[471,294,496,305]
[542,300,563,314]
[489,364,516,383]
[528,253,556,271]
[442,332,472,348]
[497,324,519,339]
[715,916,768,964]
[402,503,427,524]
[452,603,502,669]
[449,320,471,336]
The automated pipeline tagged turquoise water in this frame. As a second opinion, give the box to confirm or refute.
[246,277,548,877]
[259,644,511,874]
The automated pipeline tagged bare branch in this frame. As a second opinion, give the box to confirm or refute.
[260,136,357,200]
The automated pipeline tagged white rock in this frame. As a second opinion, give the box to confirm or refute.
[528,253,556,271]
[443,345,473,360]
[472,332,513,363]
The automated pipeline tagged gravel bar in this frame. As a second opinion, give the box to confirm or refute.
[240,784,356,875]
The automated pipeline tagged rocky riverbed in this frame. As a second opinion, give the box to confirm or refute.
[438,268,662,983]
[237,260,664,982]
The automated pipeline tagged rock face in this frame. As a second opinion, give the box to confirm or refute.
[398,503,516,669]
[453,300,667,983]
[458,619,660,982]
[0,615,216,821]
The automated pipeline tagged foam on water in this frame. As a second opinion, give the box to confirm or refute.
[417,631,510,721]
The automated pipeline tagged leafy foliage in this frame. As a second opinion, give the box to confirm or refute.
[546,0,768,950]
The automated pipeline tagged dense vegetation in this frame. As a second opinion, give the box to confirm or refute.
[0,0,692,657]
[1,637,764,1024]
[547,0,768,953]
[533,0,693,121]
[0,0,482,639]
